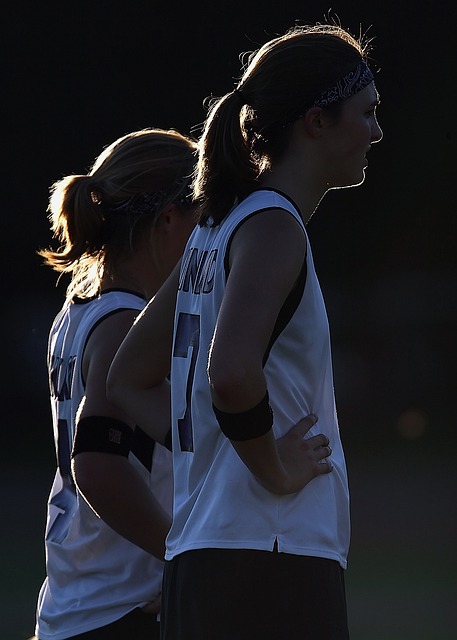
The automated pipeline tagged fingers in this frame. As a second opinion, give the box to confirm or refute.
[316,459,333,475]
[302,427,333,472]
[315,443,332,460]
[282,414,334,478]
[286,416,330,450]
[312,433,331,450]
[287,413,318,438]
[315,435,333,475]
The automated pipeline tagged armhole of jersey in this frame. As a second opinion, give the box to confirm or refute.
[80,307,140,388]
[221,203,308,367]
[262,256,307,366]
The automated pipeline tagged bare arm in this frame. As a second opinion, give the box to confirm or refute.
[73,451,170,559]
[72,309,171,560]
[209,210,332,494]
[106,262,181,438]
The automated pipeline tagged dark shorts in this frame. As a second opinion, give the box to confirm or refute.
[160,547,349,640]
[65,607,159,640]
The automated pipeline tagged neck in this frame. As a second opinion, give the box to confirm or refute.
[101,252,162,301]
[259,121,331,223]
[260,166,328,225]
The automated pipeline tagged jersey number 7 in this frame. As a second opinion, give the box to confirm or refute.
[173,312,200,452]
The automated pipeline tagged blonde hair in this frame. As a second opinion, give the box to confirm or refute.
[39,128,197,298]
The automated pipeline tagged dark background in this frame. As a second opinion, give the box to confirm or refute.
[2,1,456,638]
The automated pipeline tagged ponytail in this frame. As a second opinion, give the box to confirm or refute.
[194,23,369,226]
[40,174,105,273]
[38,128,197,299]
[195,91,258,226]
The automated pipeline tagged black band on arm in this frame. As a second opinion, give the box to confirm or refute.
[71,416,133,458]
[212,391,274,441]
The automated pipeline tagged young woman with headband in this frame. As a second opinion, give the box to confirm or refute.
[109,23,382,639]
[34,128,197,640]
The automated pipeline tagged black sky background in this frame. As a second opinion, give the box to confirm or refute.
[3,0,456,467]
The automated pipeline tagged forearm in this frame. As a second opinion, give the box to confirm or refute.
[211,379,291,494]
[72,453,171,559]
[210,365,291,492]
[212,384,328,495]
[230,430,292,494]
[107,266,179,440]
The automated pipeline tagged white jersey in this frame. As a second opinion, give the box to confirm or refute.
[36,289,172,640]
[168,189,350,568]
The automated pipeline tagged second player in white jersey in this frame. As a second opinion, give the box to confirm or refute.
[37,291,171,640]
[34,128,197,640]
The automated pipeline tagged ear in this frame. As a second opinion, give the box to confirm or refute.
[157,202,179,228]
[301,107,326,138]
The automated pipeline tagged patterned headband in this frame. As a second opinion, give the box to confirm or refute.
[102,179,194,217]
[313,59,374,108]
[283,59,374,126]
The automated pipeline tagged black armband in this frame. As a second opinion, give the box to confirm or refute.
[71,416,133,458]
[212,391,273,441]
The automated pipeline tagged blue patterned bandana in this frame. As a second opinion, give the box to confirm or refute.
[103,180,194,217]
[283,59,374,127]
[313,59,374,108]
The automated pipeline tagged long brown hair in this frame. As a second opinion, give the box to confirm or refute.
[194,23,370,226]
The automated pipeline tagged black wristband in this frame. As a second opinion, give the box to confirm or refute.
[72,416,133,458]
[212,391,273,441]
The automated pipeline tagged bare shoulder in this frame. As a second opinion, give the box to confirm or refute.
[85,308,140,361]
[81,308,140,383]
[214,208,307,356]
[209,208,307,389]
[227,208,306,295]
[229,207,306,270]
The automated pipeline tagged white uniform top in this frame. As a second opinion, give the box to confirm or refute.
[36,289,172,640]
[168,189,350,568]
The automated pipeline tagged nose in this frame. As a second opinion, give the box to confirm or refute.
[371,116,383,143]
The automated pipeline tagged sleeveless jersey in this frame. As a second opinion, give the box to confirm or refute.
[168,189,350,568]
[36,289,172,640]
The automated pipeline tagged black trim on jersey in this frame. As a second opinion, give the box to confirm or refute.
[72,289,146,306]
[84,308,141,350]
[224,208,282,280]
[222,192,308,367]
[73,296,96,306]
[131,426,156,472]
[100,288,147,301]
[81,307,142,387]
[252,187,304,217]
[263,257,307,366]
[223,190,305,280]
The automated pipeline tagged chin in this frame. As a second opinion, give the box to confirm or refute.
[352,175,366,187]
[330,173,366,190]
[346,167,367,187]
